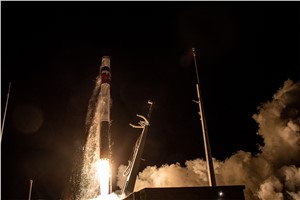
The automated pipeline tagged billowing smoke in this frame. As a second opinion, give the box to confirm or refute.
[78,76,102,199]
[117,79,300,200]
[66,76,103,200]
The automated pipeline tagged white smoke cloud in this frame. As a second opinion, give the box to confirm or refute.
[116,79,300,200]
[217,151,272,199]
[257,165,300,200]
[253,79,300,167]
[116,165,128,190]
[258,176,284,200]
[282,165,300,194]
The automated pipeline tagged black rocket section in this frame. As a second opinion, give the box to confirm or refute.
[100,122,110,159]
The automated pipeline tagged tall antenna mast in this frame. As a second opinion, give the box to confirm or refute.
[1,82,11,143]
[192,48,216,186]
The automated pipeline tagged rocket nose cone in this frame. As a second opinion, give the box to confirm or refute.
[101,56,110,67]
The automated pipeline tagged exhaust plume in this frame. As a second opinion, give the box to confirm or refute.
[66,76,103,200]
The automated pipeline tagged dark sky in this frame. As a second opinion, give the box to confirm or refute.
[1,1,300,199]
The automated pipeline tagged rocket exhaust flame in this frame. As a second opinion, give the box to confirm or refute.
[96,159,110,196]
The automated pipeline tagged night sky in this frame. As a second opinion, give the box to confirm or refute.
[1,1,300,199]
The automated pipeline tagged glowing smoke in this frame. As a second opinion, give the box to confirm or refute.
[78,76,102,199]
[117,79,300,200]
[66,76,106,200]
[73,75,118,200]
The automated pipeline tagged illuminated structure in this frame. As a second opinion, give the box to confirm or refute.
[123,186,245,200]
[192,48,216,186]
[121,101,153,197]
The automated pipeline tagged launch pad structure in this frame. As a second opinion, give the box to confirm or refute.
[123,186,246,200]
[121,101,153,197]
[96,54,245,199]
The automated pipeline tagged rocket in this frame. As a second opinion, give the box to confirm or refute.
[99,56,111,160]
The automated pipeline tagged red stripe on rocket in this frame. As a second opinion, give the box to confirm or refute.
[100,56,111,84]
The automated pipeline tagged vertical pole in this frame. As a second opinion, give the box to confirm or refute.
[192,48,216,186]
[1,82,11,143]
[28,179,33,200]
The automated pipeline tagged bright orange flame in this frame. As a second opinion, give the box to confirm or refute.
[96,159,110,196]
